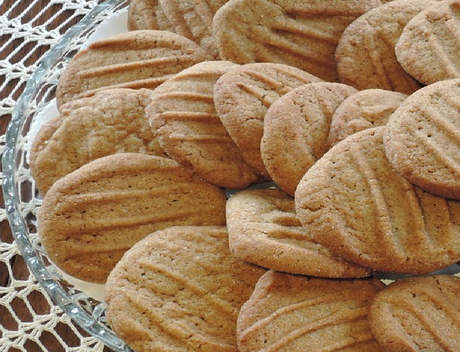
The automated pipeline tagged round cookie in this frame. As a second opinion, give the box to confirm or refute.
[295,127,460,274]
[105,225,266,352]
[226,188,371,278]
[383,79,460,199]
[128,0,166,31]
[38,153,227,284]
[260,82,358,196]
[147,61,260,189]
[369,275,460,352]
[213,62,323,178]
[237,270,385,352]
[30,88,167,196]
[56,30,207,108]
[395,0,460,86]
[327,88,407,148]
[213,0,382,81]
[336,0,441,94]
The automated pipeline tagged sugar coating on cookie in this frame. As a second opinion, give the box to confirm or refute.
[261,82,357,195]
[105,225,266,352]
[295,127,460,273]
[383,78,460,199]
[237,270,385,352]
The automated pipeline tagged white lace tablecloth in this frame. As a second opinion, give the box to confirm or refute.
[0,1,113,351]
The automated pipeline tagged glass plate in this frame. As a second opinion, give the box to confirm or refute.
[2,1,133,351]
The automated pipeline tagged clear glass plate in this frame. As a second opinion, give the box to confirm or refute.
[2,1,133,351]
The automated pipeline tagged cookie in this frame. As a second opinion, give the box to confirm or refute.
[295,127,460,273]
[226,188,371,278]
[213,0,382,81]
[237,270,385,352]
[213,62,323,178]
[369,275,460,352]
[30,88,167,196]
[395,0,460,86]
[105,225,266,352]
[336,0,440,94]
[327,88,407,148]
[56,30,207,108]
[261,82,358,196]
[127,0,170,31]
[38,153,226,283]
[146,61,259,189]
[383,79,460,199]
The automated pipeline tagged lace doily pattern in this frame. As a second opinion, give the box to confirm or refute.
[0,1,116,351]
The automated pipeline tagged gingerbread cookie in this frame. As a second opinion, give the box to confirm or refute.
[213,62,322,178]
[383,79,460,199]
[295,127,460,273]
[237,270,385,352]
[261,82,357,195]
[38,153,226,283]
[226,188,370,278]
[105,225,266,352]
[56,30,207,108]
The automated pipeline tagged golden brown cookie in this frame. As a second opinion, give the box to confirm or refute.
[38,153,226,284]
[226,188,371,278]
[128,0,172,31]
[30,88,167,196]
[213,0,382,81]
[395,0,460,86]
[261,82,358,196]
[105,225,266,352]
[336,0,440,94]
[147,61,260,189]
[295,127,460,274]
[237,270,385,352]
[369,275,460,352]
[56,30,207,108]
[383,79,460,199]
[327,88,407,148]
[213,62,323,178]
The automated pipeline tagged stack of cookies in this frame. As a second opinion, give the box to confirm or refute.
[30,0,460,351]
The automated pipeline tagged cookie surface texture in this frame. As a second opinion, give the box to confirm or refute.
[147,61,259,188]
[383,79,460,199]
[213,0,382,81]
[237,270,385,352]
[295,127,460,273]
[327,88,407,148]
[369,275,460,352]
[261,82,358,196]
[395,0,460,85]
[30,88,167,196]
[56,30,207,108]
[226,188,370,278]
[105,225,266,352]
[213,62,323,178]
[38,153,226,283]
[336,0,440,94]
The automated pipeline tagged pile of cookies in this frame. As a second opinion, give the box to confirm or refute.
[29,0,460,351]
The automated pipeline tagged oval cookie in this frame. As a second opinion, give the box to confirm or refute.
[383,79,460,199]
[369,275,460,352]
[213,0,382,81]
[237,270,385,352]
[395,0,460,85]
[213,62,322,178]
[30,88,167,196]
[261,82,358,196]
[56,30,207,108]
[226,188,370,278]
[147,61,259,189]
[38,153,226,283]
[105,225,266,352]
[295,127,460,273]
[336,0,440,94]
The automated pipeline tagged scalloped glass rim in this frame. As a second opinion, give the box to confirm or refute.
[2,1,133,351]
